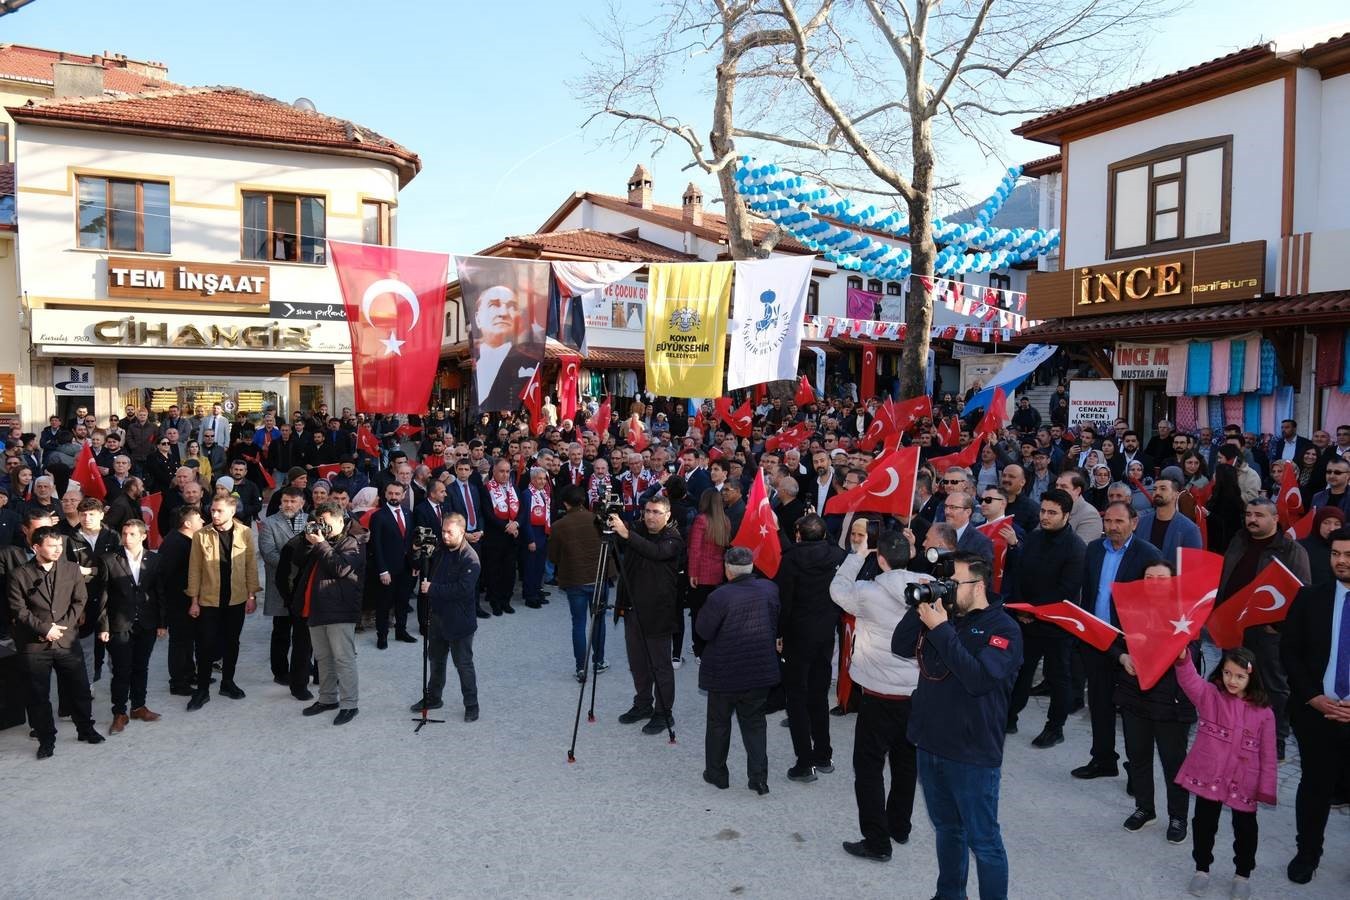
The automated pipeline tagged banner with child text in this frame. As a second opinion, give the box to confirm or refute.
[644,261,733,397]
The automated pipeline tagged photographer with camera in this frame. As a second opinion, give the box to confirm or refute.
[830,529,928,862]
[291,501,365,725]
[549,484,613,681]
[891,552,1023,900]
[609,495,685,736]
[413,512,482,722]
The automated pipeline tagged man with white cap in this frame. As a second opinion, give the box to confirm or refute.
[472,285,537,411]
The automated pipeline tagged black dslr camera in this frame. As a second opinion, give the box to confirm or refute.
[304,519,332,539]
[594,486,624,535]
[903,549,960,612]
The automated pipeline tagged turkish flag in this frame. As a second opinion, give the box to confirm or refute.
[825,445,919,517]
[795,375,816,407]
[317,463,342,481]
[892,395,932,434]
[765,421,813,453]
[520,366,544,436]
[393,424,422,440]
[692,406,706,436]
[1284,507,1317,541]
[928,433,985,474]
[728,400,754,438]
[74,442,106,501]
[973,386,1007,440]
[1113,554,1219,690]
[1187,480,1215,507]
[594,395,612,436]
[732,470,782,577]
[626,420,649,452]
[713,396,733,430]
[330,241,449,414]
[977,515,1013,593]
[1205,558,1304,649]
[936,415,960,448]
[860,342,877,401]
[859,401,897,452]
[1276,460,1304,528]
[558,354,581,422]
[356,425,380,457]
[1006,602,1121,652]
[140,492,163,550]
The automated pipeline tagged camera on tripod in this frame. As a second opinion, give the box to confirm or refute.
[413,525,438,558]
[903,548,960,612]
[594,487,624,534]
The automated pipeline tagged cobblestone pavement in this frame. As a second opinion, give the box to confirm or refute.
[1,588,1346,899]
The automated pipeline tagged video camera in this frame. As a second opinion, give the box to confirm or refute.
[903,548,960,612]
[413,525,438,558]
[594,486,624,535]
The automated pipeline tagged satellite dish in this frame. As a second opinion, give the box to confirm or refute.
[292,97,317,112]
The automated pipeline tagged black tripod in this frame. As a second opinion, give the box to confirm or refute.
[410,544,444,733]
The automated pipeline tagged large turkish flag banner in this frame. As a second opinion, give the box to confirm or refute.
[330,241,450,414]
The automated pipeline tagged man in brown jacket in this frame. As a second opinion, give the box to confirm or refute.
[548,485,613,682]
[185,494,260,711]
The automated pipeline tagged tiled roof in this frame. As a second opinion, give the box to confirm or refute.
[0,44,173,93]
[1014,291,1350,342]
[544,339,644,367]
[1021,154,1062,177]
[7,86,420,185]
[482,228,695,262]
[582,193,814,254]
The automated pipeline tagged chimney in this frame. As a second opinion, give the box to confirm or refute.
[682,182,704,227]
[627,164,652,209]
[52,62,106,99]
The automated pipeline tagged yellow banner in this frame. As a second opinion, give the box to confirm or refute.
[644,261,733,396]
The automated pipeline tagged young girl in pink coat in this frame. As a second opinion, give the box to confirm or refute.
[1173,646,1277,899]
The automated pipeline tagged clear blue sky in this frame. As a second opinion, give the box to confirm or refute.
[4,0,1347,252]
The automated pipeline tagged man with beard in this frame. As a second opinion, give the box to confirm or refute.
[1135,472,1202,559]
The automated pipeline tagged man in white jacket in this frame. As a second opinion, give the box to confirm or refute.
[830,528,930,863]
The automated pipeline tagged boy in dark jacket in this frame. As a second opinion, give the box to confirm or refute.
[413,512,482,722]
[292,502,365,725]
[696,546,781,795]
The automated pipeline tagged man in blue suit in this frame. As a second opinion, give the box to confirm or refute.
[444,458,489,618]
[944,492,994,565]
[1135,473,1202,561]
[368,481,416,649]
[1072,501,1162,780]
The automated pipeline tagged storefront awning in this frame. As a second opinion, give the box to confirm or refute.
[1014,290,1350,343]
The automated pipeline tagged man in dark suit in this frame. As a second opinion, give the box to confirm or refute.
[1278,530,1350,885]
[8,525,105,757]
[1072,501,1162,780]
[98,519,165,733]
[367,481,416,648]
[1268,418,1315,468]
[553,443,591,515]
[412,479,449,627]
[444,458,488,615]
[943,493,994,564]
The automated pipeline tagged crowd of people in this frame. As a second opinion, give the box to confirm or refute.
[3,387,1349,900]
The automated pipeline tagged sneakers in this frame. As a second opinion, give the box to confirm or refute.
[595,661,610,674]
[671,656,684,670]
[1167,817,1187,844]
[1122,809,1157,832]
[641,713,672,735]
[1031,726,1064,749]
[787,763,818,783]
[1229,876,1250,899]
[1187,871,1210,896]
[575,669,586,683]
[618,704,654,724]
[815,760,835,774]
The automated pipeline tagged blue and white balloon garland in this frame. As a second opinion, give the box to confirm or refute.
[733,157,1060,280]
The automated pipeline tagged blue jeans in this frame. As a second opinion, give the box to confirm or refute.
[917,748,1009,900]
[566,584,608,670]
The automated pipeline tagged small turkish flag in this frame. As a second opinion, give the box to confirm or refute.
[317,463,341,481]
[558,354,581,423]
[1005,602,1121,652]
[627,419,649,452]
[765,421,812,453]
[728,400,754,438]
[732,470,782,577]
[928,433,985,474]
[330,241,449,414]
[795,375,816,407]
[1284,507,1317,541]
[691,405,706,436]
[140,492,163,550]
[713,396,733,429]
[520,366,544,436]
[393,424,422,440]
[1113,553,1219,690]
[936,415,960,448]
[1205,558,1304,649]
[74,442,106,501]
[1276,460,1304,529]
[859,401,897,452]
[594,395,612,436]
[977,515,1013,593]
[825,445,919,518]
[891,395,932,434]
[973,386,1007,440]
[356,425,380,457]
[860,342,877,401]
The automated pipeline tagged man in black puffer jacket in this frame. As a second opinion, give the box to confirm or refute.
[697,546,781,795]
[776,513,848,782]
[413,512,482,722]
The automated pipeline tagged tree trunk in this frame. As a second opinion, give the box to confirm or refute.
[710,61,764,261]
[901,109,936,400]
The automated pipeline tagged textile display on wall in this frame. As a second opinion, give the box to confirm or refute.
[727,257,812,390]
[330,241,450,414]
[644,262,733,397]
[457,256,550,412]
[846,287,878,320]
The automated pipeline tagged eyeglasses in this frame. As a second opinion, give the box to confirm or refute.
[953,580,983,586]
[979,497,999,504]
[158,442,170,447]
[941,479,963,486]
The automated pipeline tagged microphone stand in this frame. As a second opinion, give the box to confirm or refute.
[411,543,444,733]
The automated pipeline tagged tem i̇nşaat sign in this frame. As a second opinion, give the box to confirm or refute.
[106,257,270,303]
[1113,342,1173,380]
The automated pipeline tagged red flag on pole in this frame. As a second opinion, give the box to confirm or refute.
[317,463,341,481]
[973,386,1007,441]
[1276,461,1304,529]
[1284,508,1317,541]
[713,396,733,430]
[520,366,544,436]
[692,405,706,436]
[891,395,933,434]
[626,419,649,452]
[732,470,782,577]
[977,515,1013,593]
[558,354,581,423]
[928,434,985,474]
[825,445,919,517]
[728,400,754,438]
[140,492,163,550]
[594,395,612,436]
[1205,558,1304,649]
[936,415,960,448]
[329,241,449,414]
[356,425,380,457]
[1005,601,1120,652]
[74,442,107,501]
[393,424,422,440]
[795,375,816,407]
[765,421,813,453]
[859,401,897,452]
[1112,552,1220,690]
[859,342,877,402]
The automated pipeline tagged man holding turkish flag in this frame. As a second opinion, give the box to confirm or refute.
[330,241,449,414]
[731,470,782,577]
[1206,558,1304,649]
[74,442,107,501]
[824,446,918,519]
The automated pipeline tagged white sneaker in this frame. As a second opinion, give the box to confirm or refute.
[671,657,684,670]
[1229,876,1250,900]
[1187,871,1209,897]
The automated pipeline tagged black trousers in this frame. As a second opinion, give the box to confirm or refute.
[166,602,197,691]
[673,581,707,660]
[705,687,769,785]
[1080,647,1120,764]
[1192,797,1258,877]
[784,632,835,767]
[1289,704,1350,864]
[1009,626,1073,729]
[22,645,94,740]
[270,614,292,680]
[853,692,917,851]
[195,602,245,688]
[106,628,158,715]
[427,617,477,709]
[1120,712,1190,820]
[1243,628,1289,749]
[480,535,516,612]
[624,619,674,714]
[288,614,312,696]
[375,572,412,637]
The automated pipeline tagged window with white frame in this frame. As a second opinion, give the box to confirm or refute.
[1106,136,1231,258]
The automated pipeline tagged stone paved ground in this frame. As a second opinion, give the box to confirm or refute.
[2,587,1346,900]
